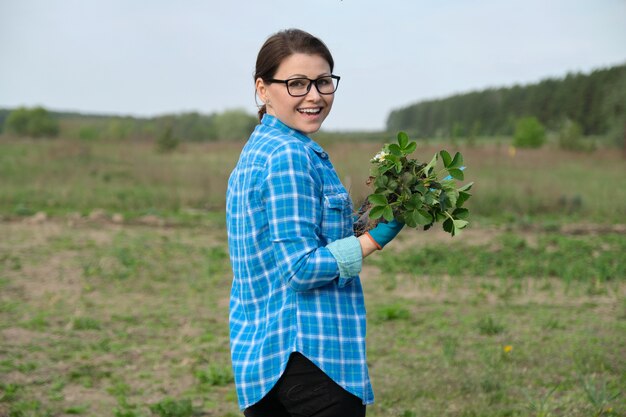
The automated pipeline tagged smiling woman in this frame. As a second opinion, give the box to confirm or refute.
[225,28,405,417]
[256,53,336,134]
[253,28,339,135]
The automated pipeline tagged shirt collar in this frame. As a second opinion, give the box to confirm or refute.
[261,114,326,157]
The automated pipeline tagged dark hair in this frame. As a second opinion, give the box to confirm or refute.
[254,28,335,121]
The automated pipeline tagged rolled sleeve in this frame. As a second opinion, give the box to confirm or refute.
[325,235,362,287]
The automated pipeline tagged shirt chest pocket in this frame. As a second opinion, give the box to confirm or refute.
[321,192,354,244]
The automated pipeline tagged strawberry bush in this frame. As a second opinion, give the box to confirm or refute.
[354,132,473,237]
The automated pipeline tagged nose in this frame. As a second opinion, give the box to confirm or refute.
[304,82,322,100]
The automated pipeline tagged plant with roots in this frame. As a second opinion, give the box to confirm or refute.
[354,132,473,237]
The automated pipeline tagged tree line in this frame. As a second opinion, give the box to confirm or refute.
[387,63,626,141]
[0,107,258,142]
[2,63,624,145]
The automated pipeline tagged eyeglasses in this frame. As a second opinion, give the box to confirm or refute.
[268,75,340,97]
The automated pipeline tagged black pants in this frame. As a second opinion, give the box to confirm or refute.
[243,352,366,417]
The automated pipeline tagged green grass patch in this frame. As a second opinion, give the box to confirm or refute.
[375,232,626,281]
[149,398,195,417]
[194,365,234,387]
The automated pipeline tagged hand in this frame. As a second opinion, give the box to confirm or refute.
[365,219,404,249]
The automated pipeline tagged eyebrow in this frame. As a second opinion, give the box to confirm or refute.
[286,73,331,79]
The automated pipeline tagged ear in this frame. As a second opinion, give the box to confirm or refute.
[255,78,269,103]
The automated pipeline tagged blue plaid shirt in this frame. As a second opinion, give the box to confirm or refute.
[226,114,374,410]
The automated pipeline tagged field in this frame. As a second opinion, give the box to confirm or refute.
[1,136,625,417]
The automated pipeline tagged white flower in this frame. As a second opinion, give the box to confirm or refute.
[371,150,389,163]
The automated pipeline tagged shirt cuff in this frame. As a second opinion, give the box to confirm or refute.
[325,235,363,287]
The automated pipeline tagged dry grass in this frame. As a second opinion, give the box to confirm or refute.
[1,137,625,224]
[1,218,625,417]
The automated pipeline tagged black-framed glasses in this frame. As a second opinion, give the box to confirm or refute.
[268,75,340,97]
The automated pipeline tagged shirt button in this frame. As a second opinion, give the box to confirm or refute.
[320,152,328,159]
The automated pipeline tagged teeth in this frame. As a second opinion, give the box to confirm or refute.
[298,108,321,114]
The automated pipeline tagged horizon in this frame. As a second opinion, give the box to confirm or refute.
[3,60,623,133]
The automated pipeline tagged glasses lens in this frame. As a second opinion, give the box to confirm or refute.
[286,79,310,96]
[315,76,337,94]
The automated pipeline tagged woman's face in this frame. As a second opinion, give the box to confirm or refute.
[257,53,335,134]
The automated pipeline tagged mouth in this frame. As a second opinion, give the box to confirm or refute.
[297,107,323,116]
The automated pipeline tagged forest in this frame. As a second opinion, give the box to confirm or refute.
[0,108,258,143]
[387,63,626,141]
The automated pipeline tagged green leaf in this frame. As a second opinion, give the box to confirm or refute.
[374,175,389,188]
[400,171,414,187]
[440,150,452,168]
[369,205,386,219]
[394,161,403,173]
[404,141,417,154]
[446,189,458,208]
[404,213,417,228]
[368,194,388,206]
[457,191,471,207]
[380,164,396,175]
[441,179,457,192]
[453,207,470,220]
[397,131,409,148]
[413,209,433,225]
[448,168,465,181]
[423,152,438,175]
[443,217,454,234]
[405,194,422,210]
[449,152,464,169]
[439,191,449,211]
[458,181,474,192]
[435,211,447,222]
[382,205,394,221]
[414,183,427,195]
[388,143,402,156]
[453,219,469,230]
[423,193,436,206]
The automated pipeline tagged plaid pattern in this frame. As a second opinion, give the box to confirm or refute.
[226,114,374,410]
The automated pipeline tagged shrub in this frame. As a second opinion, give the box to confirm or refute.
[606,119,626,150]
[5,107,59,138]
[513,117,546,148]
[156,126,180,153]
[558,119,594,152]
[79,126,100,141]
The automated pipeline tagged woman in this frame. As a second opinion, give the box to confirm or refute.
[226,28,403,417]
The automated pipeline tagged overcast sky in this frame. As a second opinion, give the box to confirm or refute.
[1,0,625,131]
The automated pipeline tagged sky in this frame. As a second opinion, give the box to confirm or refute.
[1,0,625,131]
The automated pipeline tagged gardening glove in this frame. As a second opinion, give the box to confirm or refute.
[365,219,404,250]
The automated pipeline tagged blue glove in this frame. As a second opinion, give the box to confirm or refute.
[366,219,404,249]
